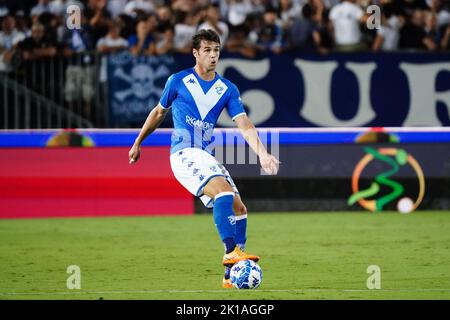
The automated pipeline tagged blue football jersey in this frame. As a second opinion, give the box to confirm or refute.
[159,68,246,155]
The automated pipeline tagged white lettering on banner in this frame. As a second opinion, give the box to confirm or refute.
[216,59,274,126]
[400,62,450,126]
[296,60,336,126]
[345,62,378,123]
[295,59,377,126]
[212,57,448,127]
[240,90,275,124]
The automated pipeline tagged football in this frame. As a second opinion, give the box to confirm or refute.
[230,259,263,289]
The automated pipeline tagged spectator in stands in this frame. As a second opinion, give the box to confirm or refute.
[0,1,12,18]
[424,10,442,46]
[65,0,85,12]
[153,5,174,55]
[124,0,155,17]
[30,0,52,21]
[225,16,258,58]
[2,0,450,62]
[441,23,450,49]
[172,10,199,53]
[399,9,438,51]
[85,0,112,45]
[61,11,95,118]
[96,20,128,54]
[393,0,429,12]
[427,0,450,28]
[97,20,128,83]
[18,22,57,61]
[128,18,156,55]
[171,0,202,14]
[115,13,135,39]
[107,0,128,18]
[329,0,368,52]
[29,0,64,27]
[253,6,284,54]
[47,0,66,16]
[198,4,229,48]
[287,4,325,53]
[309,0,334,50]
[35,11,60,43]
[372,4,404,51]
[278,0,303,30]
[227,0,254,27]
[61,12,94,61]
[0,15,25,72]
[13,11,31,40]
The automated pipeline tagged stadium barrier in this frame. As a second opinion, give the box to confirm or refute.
[1,51,106,129]
[1,127,449,218]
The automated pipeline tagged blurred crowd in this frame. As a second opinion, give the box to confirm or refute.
[1,0,450,73]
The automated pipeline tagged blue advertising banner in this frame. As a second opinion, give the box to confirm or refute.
[108,52,450,127]
[107,52,176,126]
[3,128,450,147]
[175,52,450,127]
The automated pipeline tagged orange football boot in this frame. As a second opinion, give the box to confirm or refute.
[222,246,260,266]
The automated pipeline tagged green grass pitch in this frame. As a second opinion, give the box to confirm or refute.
[1,212,450,300]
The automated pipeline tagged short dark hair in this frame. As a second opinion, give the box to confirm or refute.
[192,29,220,50]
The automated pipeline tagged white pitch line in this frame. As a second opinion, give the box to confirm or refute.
[1,289,450,296]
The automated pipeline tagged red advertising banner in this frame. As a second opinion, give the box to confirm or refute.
[0,147,194,218]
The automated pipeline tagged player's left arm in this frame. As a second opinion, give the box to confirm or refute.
[234,114,280,175]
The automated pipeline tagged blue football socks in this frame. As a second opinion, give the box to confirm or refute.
[213,192,236,254]
[224,214,248,280]
[235,214,247,250]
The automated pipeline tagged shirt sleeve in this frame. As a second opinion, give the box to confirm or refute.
[96,38,105,48]
[226,83,246,121]
[353,6,364,20]
[329,7,337,21]
[159,74,177,109]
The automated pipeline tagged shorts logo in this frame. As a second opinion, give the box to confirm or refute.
[199,175,205,182]
[228,215,236,225]
[348,147,425,212]
[210,166,218,172]
[193,168,200,175]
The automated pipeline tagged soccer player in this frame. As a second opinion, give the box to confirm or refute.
[128,29,280,288]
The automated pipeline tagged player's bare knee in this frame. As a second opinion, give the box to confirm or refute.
[235,205,247,216]
[204,176,234,199]
[233,199,247,216]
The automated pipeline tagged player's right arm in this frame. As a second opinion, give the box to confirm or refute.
[129,104,169,164]
[129,73,177,164]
